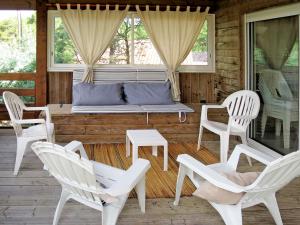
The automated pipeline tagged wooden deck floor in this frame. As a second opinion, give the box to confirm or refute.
[1,133,300,224]
[84,143,218,198]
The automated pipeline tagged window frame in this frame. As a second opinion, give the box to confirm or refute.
[47,10,215,73]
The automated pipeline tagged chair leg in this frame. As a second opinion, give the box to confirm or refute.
[240,134,252,167]
[263,193,283,225]
[261,108,267,138]
[102,202,124,225]
[283,118,290,149]
[174,164,188,206]
[135,176,146,213]
[213,204,243,225]
[275,119,281,136]
[53,190,70,225]
[197,125,204,151]
[14,140,28,176]
[220,135,230,163]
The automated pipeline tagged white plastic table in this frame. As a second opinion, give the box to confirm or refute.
[126,129,168,171]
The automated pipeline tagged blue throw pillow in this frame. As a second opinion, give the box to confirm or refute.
[73,82,125,106]
[124,82,174,105]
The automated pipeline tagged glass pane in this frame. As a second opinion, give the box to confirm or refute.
[182,20,208,65]
[250,16,299,154]
[0,10,36,72]
[133,17,162,65]
[54,17,79,64]
[0,95,35,104]
[54,17,131,65]
[100,17,131,64]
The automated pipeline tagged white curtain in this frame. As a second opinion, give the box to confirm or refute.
[256,16,298,70]
[136,5,209,101]
[57,4,129,82]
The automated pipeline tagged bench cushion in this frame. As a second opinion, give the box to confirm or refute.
[124,82,174,105]
[73,83,125,106]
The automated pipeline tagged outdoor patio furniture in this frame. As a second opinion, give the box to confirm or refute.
[3,91,54,175]
[174,144,298,225]
[31,141,151,225]
[259,69,299,149]
[197,90,260,164]
[126,129,168,171]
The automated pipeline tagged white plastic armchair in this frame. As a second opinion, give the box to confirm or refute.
[3,91,54,175]
[31,141,151,225]
[259,69,298,149]
[174,144,300,225]
[197,90,260,164]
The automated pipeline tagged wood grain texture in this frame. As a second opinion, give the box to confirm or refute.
[215,0,300,101]
[1,134,300,225]
[47,72,216,104]
[47,72,73,104]
[88,143,218,198]
[49,103,229,144]
[35,0,47,106]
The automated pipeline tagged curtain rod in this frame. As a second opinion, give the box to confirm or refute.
[46,3,210,12]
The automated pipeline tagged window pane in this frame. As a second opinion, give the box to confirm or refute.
[54,17,79,64]
[250,16,299,154]
[182,20,208,65]
[0,10,36,72]
[100,17,132,64]
[133,17,162,65]
[54,17,132,65]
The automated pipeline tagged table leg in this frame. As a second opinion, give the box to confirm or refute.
[132,145,138,164]
[163,143,168,171]
[152,146,158,156]
[126,135,130,157]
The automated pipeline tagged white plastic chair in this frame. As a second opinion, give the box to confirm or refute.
[197,90,260,164]
[259,69,298,149]
[31,141,151,225]
[174,144,298,225]
[3,91,54,175]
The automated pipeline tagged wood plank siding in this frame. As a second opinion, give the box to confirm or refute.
[48,72,216,104]
[215,0,300,101]
[1,134,300,225]
[49,104,229,143]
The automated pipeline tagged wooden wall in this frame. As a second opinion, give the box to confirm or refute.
[48,72,216,104]
[215,0,300,101]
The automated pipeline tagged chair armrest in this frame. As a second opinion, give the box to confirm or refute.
[15,118,45,125]
[201,105,226,121]
[64,141,88,160]
[227,144,280,170]
[105,159,151,197]
[177,154,245,193]
[24,106,51,123]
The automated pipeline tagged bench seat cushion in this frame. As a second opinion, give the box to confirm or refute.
[73,83,125,106]
[124,82,174,105]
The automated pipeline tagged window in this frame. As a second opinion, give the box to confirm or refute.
[48,11,215,72]
[245,3,300,155]
[0,11,36,73]
[0,10,36,104]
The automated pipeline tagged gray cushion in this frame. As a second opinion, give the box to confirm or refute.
[73,82,125,106]
[124,82,174,105]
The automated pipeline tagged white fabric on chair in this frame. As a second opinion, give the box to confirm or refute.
[57,4,129,83]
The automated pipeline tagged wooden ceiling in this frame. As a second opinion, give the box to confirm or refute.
[0,0,216,12]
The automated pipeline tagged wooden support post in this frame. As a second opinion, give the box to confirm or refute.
[36,0,47,106]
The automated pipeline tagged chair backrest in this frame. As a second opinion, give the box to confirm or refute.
[259,69,294,103]
[3,91,26,136]
[31,141,115,206]
[222,90,260,131]
[243,150,300,203]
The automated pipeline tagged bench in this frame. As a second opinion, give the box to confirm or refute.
[71,68,194,123]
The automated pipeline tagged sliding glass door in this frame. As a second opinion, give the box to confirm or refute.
[246,8,300,155]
